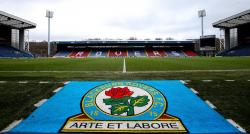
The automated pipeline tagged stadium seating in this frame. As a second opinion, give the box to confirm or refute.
[89,49,108,57]
[0,45,33,58]
[53,51,70,57]
[68,50,91,58]
[217,45,250,56]
[146,49,166,57]
[108,49,127,57]
[53,48,198,58]
[183,50,199,56]
[165,50,186,57]
[128,49,147,57]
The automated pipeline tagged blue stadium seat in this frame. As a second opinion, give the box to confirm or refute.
[0,45,33,58]
[89,49,108,57]
[217,45,250,56]
[165,50,186,57]
[53,51,71,57]
[128,49,147,57]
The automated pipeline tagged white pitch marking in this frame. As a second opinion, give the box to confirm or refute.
[123,58,126,73]
[1,119,23,133]
[202,80,213,82]
[18,81,28,84]
[184,80,191,83]
[205,100,217,109]
[247,80,250,82]
[190,88,199,94]
[34,99,47,107]
[0,81,6,83]
[180,80,186,84]
[53,87,62,93]
[64,81,70,85]
[225,80,235,82]
[1,69,250,73]
[227,119,246,133]
[39,81,49,84]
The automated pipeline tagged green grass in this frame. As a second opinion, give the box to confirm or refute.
[189,80,250,132]
[0,82,63,130]
[0,57,250,132]
[126,57,250,71]
[0,57,250,72]
[0,58,123,71]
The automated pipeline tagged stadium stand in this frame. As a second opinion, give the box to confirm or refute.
[68,50,91,58]
[108,49,128,57]
[217,45,250,56]
[0,10,36,58]
[0,44,33,58]
[53,51,70,58]
[165,50,186,57]
[53,48,198,58]
[213,9,250,56]
[128,49,147,57]
[88,48,108,58]
[52,40,199,58]
[145,49,166,57]
[183,50,199,56]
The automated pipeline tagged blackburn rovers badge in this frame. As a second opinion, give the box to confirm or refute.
[61,81,187,133]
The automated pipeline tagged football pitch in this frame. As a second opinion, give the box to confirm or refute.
[0,57,250,132]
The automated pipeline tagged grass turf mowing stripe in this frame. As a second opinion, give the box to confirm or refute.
[126,57,250,71]
[0,58,123,71]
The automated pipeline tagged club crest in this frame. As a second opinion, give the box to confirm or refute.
[61,81,187,133]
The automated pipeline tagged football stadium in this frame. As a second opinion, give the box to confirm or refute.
[0,1,250,133]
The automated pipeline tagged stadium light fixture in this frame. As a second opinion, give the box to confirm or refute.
[46,10,54,57]
[198,9,206,37]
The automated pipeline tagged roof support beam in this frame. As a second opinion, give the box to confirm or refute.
[213,9,250,29]
[0,10,36,29]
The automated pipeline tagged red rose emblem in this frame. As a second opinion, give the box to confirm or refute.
[105,87,134,99]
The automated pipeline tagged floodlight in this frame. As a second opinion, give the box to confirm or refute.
[46,10,54,56]
[198,9,206,37]
[46,10,54,18]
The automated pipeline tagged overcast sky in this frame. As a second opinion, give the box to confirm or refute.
[1,0,250,41]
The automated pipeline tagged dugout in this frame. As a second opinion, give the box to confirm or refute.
[0,10,36,51]
[213,9,250,51]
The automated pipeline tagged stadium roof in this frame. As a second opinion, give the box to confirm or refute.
[0,10,36,29]
[213,9,250,29]
[54,40,195,47]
